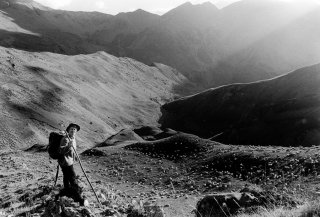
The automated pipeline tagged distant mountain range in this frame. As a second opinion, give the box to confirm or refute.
[1,0,320,87]
[160,63,320,146]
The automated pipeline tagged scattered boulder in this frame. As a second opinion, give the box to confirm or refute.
[143,202,165,217]
[195,192,258,217]
[127,200,165,217]
[81,148,106,156]
[42,196,94,217]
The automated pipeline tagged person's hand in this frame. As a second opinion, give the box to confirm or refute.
[67,140,73,149]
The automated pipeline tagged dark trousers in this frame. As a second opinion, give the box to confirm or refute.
[60,165,83,203]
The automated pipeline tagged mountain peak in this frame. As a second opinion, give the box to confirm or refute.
[116,8,159,19]
[163,1,219,18]
[135,8,145,12]
[202,1,215,6]
[133,8,150,14]
[180,2,193,7]
[198,1,219,11]
[164,2,194,14]
[131,8,159,16]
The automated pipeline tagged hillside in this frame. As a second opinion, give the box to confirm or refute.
[2,1,320,216]
[1,0,320,88]
[0,46,188,151]
[160,63,320,146]
[3,129,320,216]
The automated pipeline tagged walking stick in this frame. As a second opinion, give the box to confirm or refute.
[208,131,224,140]
[71,146,102,206]
[64,131,101,206]
[54,165,59,186]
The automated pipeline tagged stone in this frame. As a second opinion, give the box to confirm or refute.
[80,208,95,217]
[63,207,80,217]
[101,208,117,216]
[60,197,74,207]
[144,203,165,217]
[195,192,258,217]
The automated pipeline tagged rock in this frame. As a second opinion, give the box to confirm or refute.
[42,196,94,217]
[41,195,51,202]
[1,200,13,209]
[83,199,90,207]
[144,202,165,217]
[127,211,143,217]
[43,200,62,216]
[60,197,74,207]
[80,208,95,217]
[195,192,258,217]
[102,200,111,206]
[101,208,117,216]
[63,207,79,217]
[15,189,24,194]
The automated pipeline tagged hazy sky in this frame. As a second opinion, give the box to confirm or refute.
[33,0,242,15]
[33,0,320,15]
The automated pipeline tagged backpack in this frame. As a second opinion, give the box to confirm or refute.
[48,131,65,159]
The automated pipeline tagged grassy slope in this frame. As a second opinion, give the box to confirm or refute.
[0,46,188,150]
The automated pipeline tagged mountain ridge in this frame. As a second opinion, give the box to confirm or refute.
[1,0,320,88]
[160,63,320,146]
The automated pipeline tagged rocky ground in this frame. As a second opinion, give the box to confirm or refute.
[0,149,200,216]
[1,128,320,216]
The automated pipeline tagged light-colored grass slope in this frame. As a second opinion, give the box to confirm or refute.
[236,201,320,217]
[0,46,188,151]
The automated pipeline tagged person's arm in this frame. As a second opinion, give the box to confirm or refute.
[59,137,72,155]
[72,139,79,161]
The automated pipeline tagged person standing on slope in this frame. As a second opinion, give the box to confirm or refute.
[57,123,87,206]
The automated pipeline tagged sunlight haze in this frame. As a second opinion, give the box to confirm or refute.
[33,0,320,15]
[33,0,242,14]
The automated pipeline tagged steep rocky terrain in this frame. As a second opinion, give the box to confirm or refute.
[1,0,320,87]
[0,46,189,151]
[160,63,320,146]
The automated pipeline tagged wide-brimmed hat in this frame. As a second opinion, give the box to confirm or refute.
[66,123,80,132]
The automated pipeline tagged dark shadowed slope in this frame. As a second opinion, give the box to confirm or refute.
[0,46,188,151]
[160,63,320,146]
[0,0,158,55]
